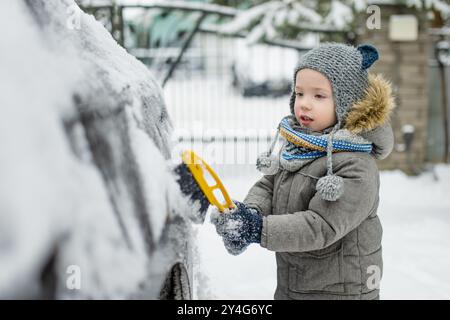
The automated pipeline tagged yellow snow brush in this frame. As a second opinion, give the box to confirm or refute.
[177,150,235,213]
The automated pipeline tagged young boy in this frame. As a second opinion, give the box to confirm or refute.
[211,43,395,300]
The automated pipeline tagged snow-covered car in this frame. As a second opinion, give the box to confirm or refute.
[0,0,201,299]
[231,40,301,97]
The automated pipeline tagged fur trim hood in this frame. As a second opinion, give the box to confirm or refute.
[343,73,396,134]
[343,73,396,160]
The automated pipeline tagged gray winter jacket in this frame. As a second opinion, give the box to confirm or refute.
[243,74,395,300]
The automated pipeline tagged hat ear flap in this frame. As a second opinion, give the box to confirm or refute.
[357,44,379,70]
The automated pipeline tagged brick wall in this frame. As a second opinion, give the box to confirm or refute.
[356,4,430,174]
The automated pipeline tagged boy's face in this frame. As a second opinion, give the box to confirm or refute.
[293,68,337,132]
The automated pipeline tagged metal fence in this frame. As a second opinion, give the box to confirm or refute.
[160,33,303,177]
[76,3,322,177]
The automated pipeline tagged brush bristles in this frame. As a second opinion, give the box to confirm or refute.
[174,163,210,217]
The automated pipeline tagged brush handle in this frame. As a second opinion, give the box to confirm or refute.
[181,150,235,213]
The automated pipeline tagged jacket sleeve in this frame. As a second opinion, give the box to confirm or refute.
[260,156,379,252]
[243,174,275,217]
[360,122,394,160]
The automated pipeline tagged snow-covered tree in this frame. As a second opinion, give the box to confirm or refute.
[76,0,450,47]
[405,0,450,18]
[209,0,450,43]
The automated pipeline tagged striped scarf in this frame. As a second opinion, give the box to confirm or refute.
[277,116,373,172]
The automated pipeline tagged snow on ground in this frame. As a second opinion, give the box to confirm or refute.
[192,165,450,299]
[379,165,450,299]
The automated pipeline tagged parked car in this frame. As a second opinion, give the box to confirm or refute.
[231,40,301,97]
[0,0,201,299]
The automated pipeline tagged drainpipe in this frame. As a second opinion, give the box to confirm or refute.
[435,38,450,163]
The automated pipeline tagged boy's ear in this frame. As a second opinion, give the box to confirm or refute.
[357,44,379,70]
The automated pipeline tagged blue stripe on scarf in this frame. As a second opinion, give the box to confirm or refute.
[280,118,372,152]
[282,151,326,160]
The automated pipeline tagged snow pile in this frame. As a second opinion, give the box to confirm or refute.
[0,0,193,299]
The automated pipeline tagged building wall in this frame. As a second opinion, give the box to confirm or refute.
[357,4,430,174]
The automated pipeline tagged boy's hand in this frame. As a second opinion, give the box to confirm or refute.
[210,201,263,255]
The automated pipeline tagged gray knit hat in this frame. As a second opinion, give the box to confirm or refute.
[289,42,379,201]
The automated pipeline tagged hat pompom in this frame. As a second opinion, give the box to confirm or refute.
[256,151,279,175]
[316,174,344,201]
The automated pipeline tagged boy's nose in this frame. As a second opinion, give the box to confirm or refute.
[301,103,312,111]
